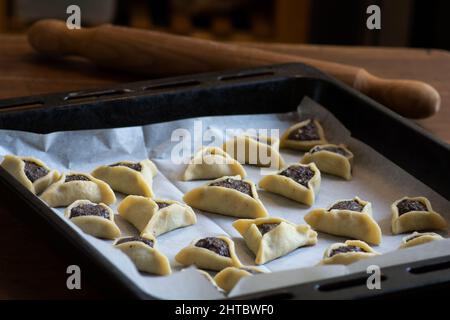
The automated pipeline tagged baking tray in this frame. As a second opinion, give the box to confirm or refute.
[0,63,449,299]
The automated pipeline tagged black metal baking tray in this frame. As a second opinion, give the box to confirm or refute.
[0,63,449,299]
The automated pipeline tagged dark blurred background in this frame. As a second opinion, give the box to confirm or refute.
[0,0,448,49]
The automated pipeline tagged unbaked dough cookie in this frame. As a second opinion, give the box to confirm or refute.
[214,266,263,293]
[41,172,116,207]
[258,163,321,206]
[280,119,327,151]
[183,146,246,181]
[175,236,242,271]
[233,217,318,264]
[301,144,353,180]
[1,155,60,194]
[64,200,120,239]
[320,240,379,265]
[304,197,382,245]
[391,196,448,234]
[183,175,268,218]
[399,231,444,249]
[118,195,197,237]
[91,159,157,197]
[114,235,171,276]
[222,134,285,169]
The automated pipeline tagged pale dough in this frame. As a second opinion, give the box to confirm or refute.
[1,155,60,194]
[183,146,246,181]
[41,172,116,207]
[175,236,242,271]
[183,175,268,218]
[304,197,382,245]
[114,234,171,276]
[300,144,353,180]
[91,159,158,197]
[64,200,120,239]
[233,217,318,264]
[391,196,448,234]
[222,134,285,169]
[258,163,321,206]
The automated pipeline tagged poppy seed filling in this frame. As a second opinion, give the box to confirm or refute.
[110,162,142,171]
[329,200,364,212]
[156,201,171,210]
[397,199,428,216]
[257,223,280,235]
[279,165,315,188]
[23,160,49,182]
[116,236,154,247]
[311,145,350,157]
[288,121,320,141]
[195,237,230,257]
[329,245,364,257]
[70,204,110,220]
[65,174,90,182]
[209,178,253,197]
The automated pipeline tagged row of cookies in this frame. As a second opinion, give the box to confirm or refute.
[0,155,195,276]
[186,120,353,182]
[0,154,371,292]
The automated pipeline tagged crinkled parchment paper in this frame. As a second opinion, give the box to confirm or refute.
[1,97,448,299]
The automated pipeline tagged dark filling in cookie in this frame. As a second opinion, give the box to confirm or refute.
[329,200,364,212]
[311,145,350,157]
[156,201,171,210]
[195,237,230,257]
[110,162,142,172]
[116,236,154,247]
[288,120,320,141]
[70,204,110,220]
[257,223,280,235]
[279,165,315,188]
[65,174,90,182]
[329,245,364,257]
[23,160,49,182]
[397,199,428,216]
[209,178,253,197]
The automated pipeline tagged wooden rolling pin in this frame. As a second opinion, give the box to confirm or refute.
[28,19,440,119]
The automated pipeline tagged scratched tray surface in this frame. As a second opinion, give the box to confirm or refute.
[0,64,449,299]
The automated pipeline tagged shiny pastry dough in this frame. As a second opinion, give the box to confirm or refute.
[320,240,379,265]
[183,146,247,181]
[280,119,327,151]
[391,196,448,234]
[300,144,354,180]
[41,172,116,207]
[1,155,60,194]
[91,159,158,197]
[114,235,171,276]
[175,236,242,271]
[233,217,318,264]
[64,200,121,239]
[304,197,382,245]
[399,232,444,249]
[214,266,263,293]
[222,134,285,169]
[183,175,268,218]
[258,163,321,206]
[118,195,197,237]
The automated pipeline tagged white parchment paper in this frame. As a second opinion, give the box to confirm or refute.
[0,97,449,299]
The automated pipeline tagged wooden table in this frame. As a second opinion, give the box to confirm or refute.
[1,34,449,299]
